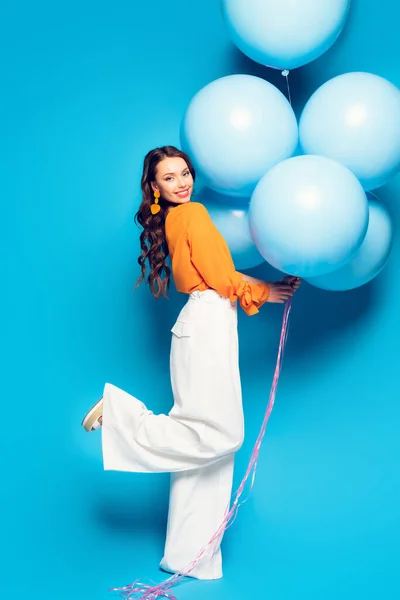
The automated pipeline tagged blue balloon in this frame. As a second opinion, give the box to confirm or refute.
[249,155,369,278]
[197,188,264,270]
[299,72,400,190]
[221,0,350,70]
[306,199,393,290]
[180,74,298,197]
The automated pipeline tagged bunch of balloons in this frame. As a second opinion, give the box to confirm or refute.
[180,0,399,291]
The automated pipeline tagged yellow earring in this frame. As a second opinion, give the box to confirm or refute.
[151,190,161,215]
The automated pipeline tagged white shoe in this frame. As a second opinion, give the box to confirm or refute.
[81,398,103,432]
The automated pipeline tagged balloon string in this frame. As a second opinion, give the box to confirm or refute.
[368,191,380,201]
[108,299,293,600]
[282,69,292,105]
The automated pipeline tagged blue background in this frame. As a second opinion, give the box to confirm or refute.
[1,1,399,599]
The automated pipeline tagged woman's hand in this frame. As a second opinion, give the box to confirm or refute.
[280,275,302,291]
[266,281,296,304]
[266,276,301,303]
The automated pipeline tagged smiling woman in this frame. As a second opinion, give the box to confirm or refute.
[80,145,298,582]
[153,158,193,204]
[134,146,197,298]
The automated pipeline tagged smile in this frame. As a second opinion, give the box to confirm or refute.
[175,189,190,197]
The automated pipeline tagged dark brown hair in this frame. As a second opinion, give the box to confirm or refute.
[134,145,196,298]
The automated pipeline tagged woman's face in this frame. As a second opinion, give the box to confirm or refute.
[152,156,194,206]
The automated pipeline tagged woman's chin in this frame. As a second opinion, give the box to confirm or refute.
[171,195,192,205]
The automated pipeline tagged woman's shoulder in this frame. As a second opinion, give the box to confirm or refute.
[180,201,208,216]
[167,201,209,225]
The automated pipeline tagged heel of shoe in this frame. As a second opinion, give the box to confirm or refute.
[81,398,103,432]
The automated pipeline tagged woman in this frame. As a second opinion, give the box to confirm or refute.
[81,145,300,580]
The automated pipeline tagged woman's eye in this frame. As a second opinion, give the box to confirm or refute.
[183,171,189,176]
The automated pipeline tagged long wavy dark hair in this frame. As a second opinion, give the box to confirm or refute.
[134,146,196,299]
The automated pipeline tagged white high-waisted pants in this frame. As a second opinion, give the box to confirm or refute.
[101,290,244,579]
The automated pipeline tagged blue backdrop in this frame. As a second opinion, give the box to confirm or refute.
[1,1,399,599]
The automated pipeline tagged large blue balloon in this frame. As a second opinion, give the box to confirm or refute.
[306,199,393,290]
[299,72,400,190]
[249,155,369,278]
[197,188,264,270]
[221,0,350,70]
[180,75,298,197]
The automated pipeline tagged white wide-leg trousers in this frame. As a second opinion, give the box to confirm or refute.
[101,290,244,579]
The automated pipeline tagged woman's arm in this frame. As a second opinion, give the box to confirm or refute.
[239,272,301,301]
[185,204,270,314]
[238,272,269,286]
[185,204,295,312]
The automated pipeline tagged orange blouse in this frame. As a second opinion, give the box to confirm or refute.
[165,202,270,316]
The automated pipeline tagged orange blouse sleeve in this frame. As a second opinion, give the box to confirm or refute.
[186,203,270,316]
